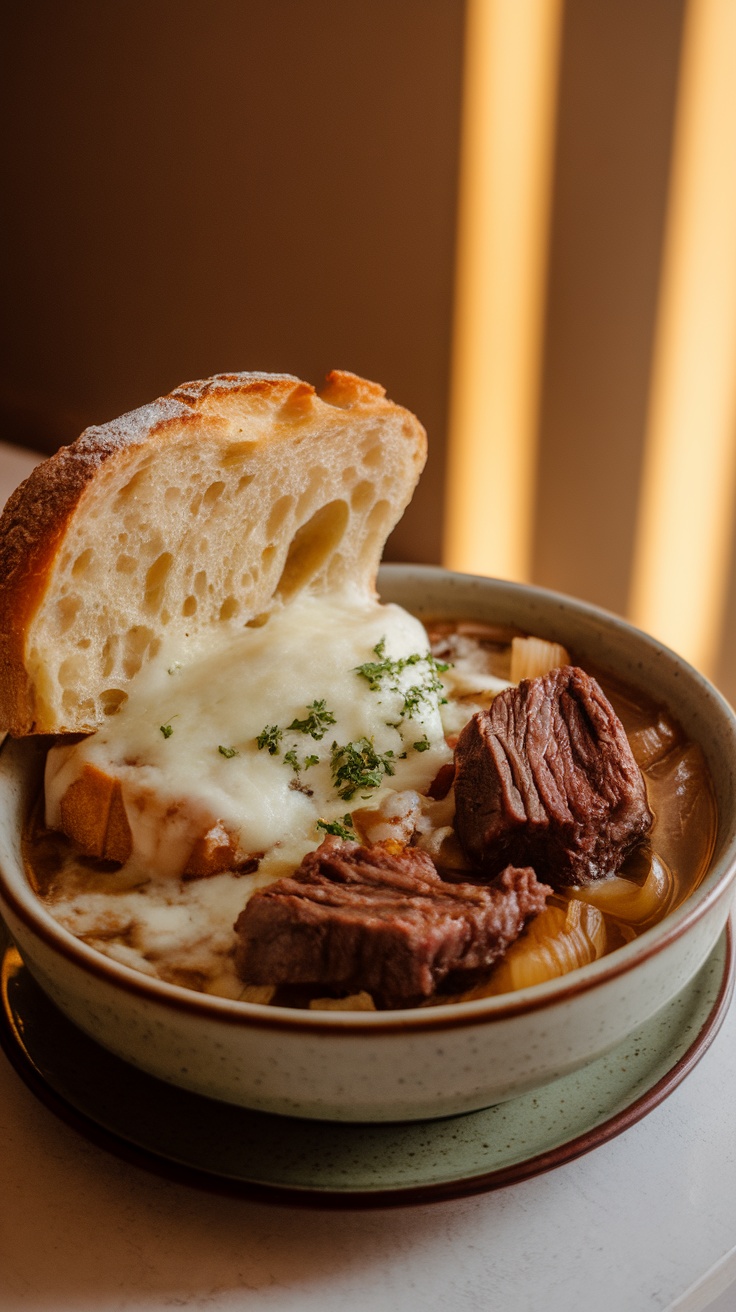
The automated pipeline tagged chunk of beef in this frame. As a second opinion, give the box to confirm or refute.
[234,838,550,1008]
[453,665,653,887]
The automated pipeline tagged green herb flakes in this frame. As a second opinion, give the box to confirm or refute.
[316,814,357,841]
[218,745,239,759]
[354,639,449,719]
[330,738,396,801]
[286,699,336,740]
[256,725,282,755]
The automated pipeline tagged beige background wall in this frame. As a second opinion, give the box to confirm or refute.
[1,0,465,564]
[2,0,734,699]
[534,0,685,620]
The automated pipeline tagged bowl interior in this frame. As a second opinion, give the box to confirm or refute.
[379,565,736,919]
[2,565,736,1027]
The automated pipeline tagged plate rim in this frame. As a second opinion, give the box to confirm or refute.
[0,920,733,1209]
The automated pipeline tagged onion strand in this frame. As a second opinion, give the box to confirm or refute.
[566,855,674,926]
[464,899,607,998]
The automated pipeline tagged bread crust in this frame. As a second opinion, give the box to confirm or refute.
[0,370,426,735]
[58,761,133,863]
[0,444,106,735]
[56,757,243,877]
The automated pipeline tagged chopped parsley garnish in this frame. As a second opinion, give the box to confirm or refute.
[256,724,282,755]
[218,745,239,758]
[353,637,393,690]
[160,723,174,739]
[330,737,396,801]
[286,699,336,740]
[354,638,449,719]
[253,646,445,800]
[317,814,358,841]
[284,748,322,774]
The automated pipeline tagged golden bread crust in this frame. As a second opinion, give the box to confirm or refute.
[56,758,241,877]
[0,370,426,735]
[0,445,109,733]
[57,761,133,864]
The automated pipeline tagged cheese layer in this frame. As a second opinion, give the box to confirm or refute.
[45,593,452,879]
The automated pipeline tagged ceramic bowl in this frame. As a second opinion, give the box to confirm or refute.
[1,565,735,1123]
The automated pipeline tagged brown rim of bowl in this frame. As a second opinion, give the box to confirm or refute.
[2,854,734,1037]
[2,737,735,1036]
[0,921,732,1206]
[2,565,736,1037]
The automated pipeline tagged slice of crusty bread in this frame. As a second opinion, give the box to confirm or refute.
[0,370,426,736]
[50,750,240,874]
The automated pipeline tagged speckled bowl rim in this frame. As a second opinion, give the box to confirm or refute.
[1,565,735,1037]
[0,922,732,1205]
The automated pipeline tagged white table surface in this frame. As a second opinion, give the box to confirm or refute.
[1,443,735,1312]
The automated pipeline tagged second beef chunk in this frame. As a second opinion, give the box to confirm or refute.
[453,665,653,887]
[234,839,550,1008]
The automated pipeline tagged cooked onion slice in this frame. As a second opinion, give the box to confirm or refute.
[309,991,376,1011]
[510,636,570,683]
[565,854,674,926]
[237,983,277,1004]
[628,711,681,770]
[465,899,607,997]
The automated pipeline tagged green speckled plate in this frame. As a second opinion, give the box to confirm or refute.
[0,922,732,1206]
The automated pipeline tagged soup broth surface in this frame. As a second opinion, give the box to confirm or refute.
[24,612,717,1008]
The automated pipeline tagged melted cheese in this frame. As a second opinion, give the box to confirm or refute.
[45,592,452,879]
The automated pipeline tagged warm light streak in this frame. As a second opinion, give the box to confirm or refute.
[629,0,736,673]
[443,0,563,581]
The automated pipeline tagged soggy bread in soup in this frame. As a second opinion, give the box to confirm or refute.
[0,371,427,737]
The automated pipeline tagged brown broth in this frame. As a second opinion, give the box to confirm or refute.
[23,619,719,1006]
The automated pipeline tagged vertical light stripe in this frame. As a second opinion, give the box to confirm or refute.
[629,0,736,673]
[443,0,563,581]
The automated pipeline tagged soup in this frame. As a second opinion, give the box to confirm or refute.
[23,615,717,1009]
